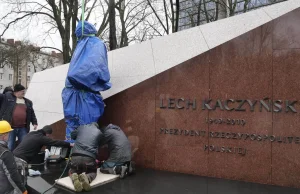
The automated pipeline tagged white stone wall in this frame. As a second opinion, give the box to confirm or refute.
[26,0,299,129]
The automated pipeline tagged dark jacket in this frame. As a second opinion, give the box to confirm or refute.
[100,124,131,163]
[0,92,37,132]
[0,140,26,194]
[72,123,102,159]
[13,130,70,163]
[3,87,13,94]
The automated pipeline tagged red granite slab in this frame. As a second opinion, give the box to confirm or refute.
[272,48,300,188]
[208,23,273,184]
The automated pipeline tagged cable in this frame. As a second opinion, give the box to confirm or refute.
[82,0,85,36]
[40,147,73,194]
[28,161,46,166]
[40,159,70,194]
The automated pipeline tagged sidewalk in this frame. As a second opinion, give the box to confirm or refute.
[27,163,300,194]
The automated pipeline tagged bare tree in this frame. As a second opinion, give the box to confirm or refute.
[109,0,118,50]
[0,45,16,69]
[146,0,180,35]
[97,0,110,37]
[28,49,56,73]
[179,0,252,30]
[0,0,109,63]
[0,41,31,84]
[0,40,60,86]
[115,0,152,47]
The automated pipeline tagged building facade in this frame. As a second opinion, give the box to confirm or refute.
[178,0,287,31]
[0,38,63,93]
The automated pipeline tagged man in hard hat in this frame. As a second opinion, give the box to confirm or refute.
[0,120,27,194]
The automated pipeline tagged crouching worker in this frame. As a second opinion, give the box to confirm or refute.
[69,123,102,192]
[13,125,72,164]
[99,124,135,178]
[0,121,27,194]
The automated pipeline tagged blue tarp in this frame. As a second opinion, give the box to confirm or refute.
[62,21,111,142]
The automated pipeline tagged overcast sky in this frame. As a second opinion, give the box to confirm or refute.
[0,1,103,52]
[0,5,61,51]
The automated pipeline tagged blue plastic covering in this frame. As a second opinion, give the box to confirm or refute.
[62,21,111,142]
[66,21,111,92]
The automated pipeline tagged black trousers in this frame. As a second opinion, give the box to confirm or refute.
[69,155,97,182]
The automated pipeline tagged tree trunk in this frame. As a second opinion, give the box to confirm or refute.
[15,52,18,85]
[71,0,78,54]
[228,0,237,16]
[109,0,117,50]
[163,0,169,33]
[218,0,228,19]
[243,0,249,13]
[215,0,219,21]
[119,0,128,47]
[170,0,175,32]
[63,1,72,62]
[203,0,210,23]
[197,0,202,26]
[174,0,180,32]
[62,40,70,63]
[49,1,70,63]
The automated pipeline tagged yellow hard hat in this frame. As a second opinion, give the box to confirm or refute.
[0,121,13,134]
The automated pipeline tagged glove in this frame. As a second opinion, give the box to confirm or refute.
[23,191,28,194]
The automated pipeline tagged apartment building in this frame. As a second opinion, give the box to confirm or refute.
[178,0,286,31]
[0,38,63,92]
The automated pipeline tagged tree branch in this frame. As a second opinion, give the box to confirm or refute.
[86,0,97,21]
[0,12,54,38]
[146,0,168,34]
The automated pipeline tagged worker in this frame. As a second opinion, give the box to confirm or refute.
[69,123,102,192]
[0,120,27,194]
[0,84,38,151]
[99,124,135,179]
[13,125,72,164]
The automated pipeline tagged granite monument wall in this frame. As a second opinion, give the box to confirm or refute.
[51,8,300,188]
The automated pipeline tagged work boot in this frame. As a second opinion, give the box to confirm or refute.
[128,161,136,175]
[119,166,128,179]
[79,173,92,192]
[71,173,83,192]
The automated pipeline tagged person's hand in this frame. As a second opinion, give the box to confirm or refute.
[23,190,28,194]
[33,125,38,130]
[70,143,74,147]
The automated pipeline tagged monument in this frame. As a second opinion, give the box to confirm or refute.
[26,0,300,188]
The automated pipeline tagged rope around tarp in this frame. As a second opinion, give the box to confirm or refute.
[81,0,95,38]
[82,0,84,36]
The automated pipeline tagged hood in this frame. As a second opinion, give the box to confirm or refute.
[75,21,97,38]
[3,87,13,94]
[105,124,121,131]
[0,140,8,148]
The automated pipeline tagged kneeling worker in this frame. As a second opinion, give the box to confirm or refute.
[99,124,135,178]
[0,121,27,194]
[13,125,72,164]
[69,123,102,192]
